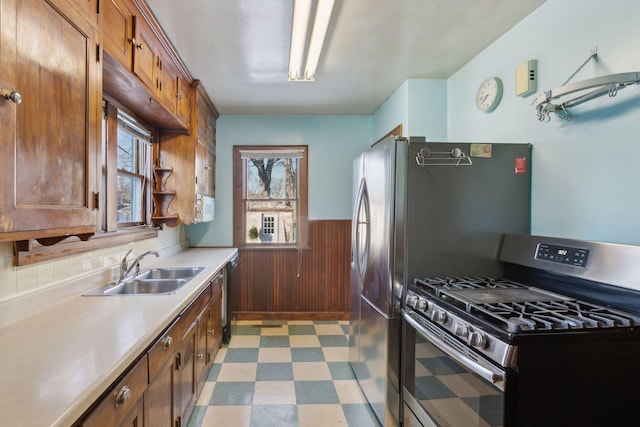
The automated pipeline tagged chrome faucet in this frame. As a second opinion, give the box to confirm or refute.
[121,249,160,280]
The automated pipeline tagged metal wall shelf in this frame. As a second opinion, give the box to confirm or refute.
[533,72,640,122]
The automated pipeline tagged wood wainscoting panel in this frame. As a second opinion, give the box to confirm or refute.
[232,220,351,320]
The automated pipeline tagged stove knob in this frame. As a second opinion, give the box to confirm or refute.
[469,331,487,349]
[454,323,470,338]
[406,295,417,308]
[432,310,447,324]
[416,298,429,312]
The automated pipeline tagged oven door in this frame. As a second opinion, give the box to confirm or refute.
[402,309,507,427]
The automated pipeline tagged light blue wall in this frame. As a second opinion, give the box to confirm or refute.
[373,80,409,140]
[407,79,447,140]
[189,0,640,247]
[448,0,640,245]
[187,115,372,246]
[371,79,448,141]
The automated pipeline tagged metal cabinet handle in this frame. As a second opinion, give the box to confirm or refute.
[163,335,173,349]
[1,89,22,104]
[197,353,204,359]
[115,386,131,408]
[208,329,215,335]
[128,37,143,49]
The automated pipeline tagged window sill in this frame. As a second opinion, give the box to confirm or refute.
[15,226,159,266]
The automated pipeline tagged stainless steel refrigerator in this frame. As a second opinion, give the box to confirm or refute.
[349,136,531,426]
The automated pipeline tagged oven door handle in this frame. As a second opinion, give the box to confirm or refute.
[402,309,505,390]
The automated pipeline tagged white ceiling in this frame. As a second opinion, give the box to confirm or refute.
[144,0,546,115]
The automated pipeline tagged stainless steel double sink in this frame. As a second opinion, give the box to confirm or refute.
[83,267,205,296]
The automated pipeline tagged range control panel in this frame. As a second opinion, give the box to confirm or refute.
[535,243,590,267]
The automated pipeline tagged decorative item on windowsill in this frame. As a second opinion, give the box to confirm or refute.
[533,47,640,122]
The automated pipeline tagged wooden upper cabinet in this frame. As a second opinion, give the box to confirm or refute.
[0,0,100,242]
[157,81,217,225]
[131,14,157,90]
[176,76,191,125]
[103,0,134,68]
[68,0,100,27]
[102,0,190,131]
[196,90,216,148]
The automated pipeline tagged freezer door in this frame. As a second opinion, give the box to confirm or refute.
[361,140,395,315]
[406,142,532,280]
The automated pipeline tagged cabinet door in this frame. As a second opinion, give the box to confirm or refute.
[156,57,178,115]
[145,355,178,427]
[103,0,134,68]
[146,320,180,427]
[205,148,215,197]
[118,398,144,427]
[208,289,222,365]
[195,306,210,392]
[132,15,157,91]
[175,76,191,125]
[196,95,215,147]
[0,0,99,240]
[177,323,198,424]
[68,0,99,27]
[195,141,208,195]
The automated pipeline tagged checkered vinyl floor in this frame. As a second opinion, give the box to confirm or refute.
[186,320,381,427]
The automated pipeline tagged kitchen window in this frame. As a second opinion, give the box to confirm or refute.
[233,146,308,248]
[101,100,154,232]
[115,113,152,226]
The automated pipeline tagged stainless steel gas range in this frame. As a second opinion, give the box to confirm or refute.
[402,234,640,427]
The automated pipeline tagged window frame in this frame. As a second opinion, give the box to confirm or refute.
[103,100,154,231]
[114,111,152,227]
[233,145,308,249]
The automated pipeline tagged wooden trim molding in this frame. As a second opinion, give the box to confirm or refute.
[15,227,159,266]
[377,124,403,143]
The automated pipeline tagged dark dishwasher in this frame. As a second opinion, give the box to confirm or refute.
[222,252,239,344]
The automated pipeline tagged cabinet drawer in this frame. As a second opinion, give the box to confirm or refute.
[181,285,211,337]
[79,354,148,427]
[211,271,223,295]
[148,318,181,381]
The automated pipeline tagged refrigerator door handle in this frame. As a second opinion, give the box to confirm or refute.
[352,179,371,280]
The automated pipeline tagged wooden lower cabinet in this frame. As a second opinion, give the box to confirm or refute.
[177,317,198,425]
[76,274,223,427]
[145,319,181,427]
[207,276,223,367]
[77,355,148,427]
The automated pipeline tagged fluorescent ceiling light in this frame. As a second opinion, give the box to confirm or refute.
[288,0,335,82]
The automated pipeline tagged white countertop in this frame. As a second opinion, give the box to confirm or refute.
[0,247,237,427]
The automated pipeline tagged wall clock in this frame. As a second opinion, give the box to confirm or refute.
[476,77,503,112]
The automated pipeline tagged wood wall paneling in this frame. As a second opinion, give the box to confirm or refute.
[232,220,351,320]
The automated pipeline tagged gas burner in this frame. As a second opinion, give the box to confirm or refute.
[472,299,638,333]
[412,276,640,334]
[418,276,527,297]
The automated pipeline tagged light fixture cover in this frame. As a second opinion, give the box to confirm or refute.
[288,0,312,80]
[288,0,335,81]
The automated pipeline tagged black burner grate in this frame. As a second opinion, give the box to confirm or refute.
[413,276,640,333]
